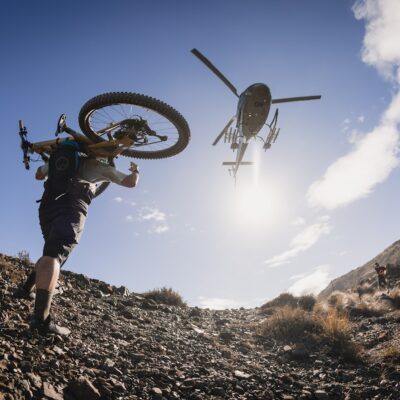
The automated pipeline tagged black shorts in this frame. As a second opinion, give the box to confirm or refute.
[378,276,387,287]
[39,197,87,266]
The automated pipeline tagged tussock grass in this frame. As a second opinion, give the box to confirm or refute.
[349,301,389,318]
[328,291,392,318]
[322,310,360,361]
[261,293,298,309]
[259,306,322,342]
[389,288,400,309]
[16,250,31,267]
[298,295,317,311]
[382,345,400,361]
[327,291,357,313]
[143,287,186,307]
[258,305,361,362]
[261,293,317,311]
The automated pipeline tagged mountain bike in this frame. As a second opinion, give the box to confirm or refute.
[19,92,191,197]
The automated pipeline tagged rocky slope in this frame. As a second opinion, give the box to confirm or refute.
[319,240,400,299]
[1,253,399,400]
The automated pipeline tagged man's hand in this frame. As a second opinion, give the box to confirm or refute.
[129,162,139,173]
[35,166,46,180]
[121,162,139,188]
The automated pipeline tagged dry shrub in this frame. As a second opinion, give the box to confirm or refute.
[258,302,361,362]
[327,292,357,314]
[261,293,298,309]
[357,283,375,298]
[313,300,329,316]
[322,310,360,361]
[16,250,31,267]
[349,300,389,318]
[298,295,317,311]
[389,288,400,309]
[386,263,400,279]
[259,306,322,343]
[143,287,186,307]
[382,345,400,361]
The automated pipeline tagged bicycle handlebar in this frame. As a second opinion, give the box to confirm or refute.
[18,119,32,170]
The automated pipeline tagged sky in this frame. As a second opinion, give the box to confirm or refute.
[1,0,400,309]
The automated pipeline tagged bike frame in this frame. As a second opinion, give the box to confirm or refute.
[31,132,134,158]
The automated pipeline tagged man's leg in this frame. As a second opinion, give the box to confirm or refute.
[33,256,60,322]
[31,255,70,336]
[31,201,87,335]
[14,268,36,299]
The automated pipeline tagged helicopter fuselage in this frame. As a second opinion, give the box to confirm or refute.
[236,83,271,140]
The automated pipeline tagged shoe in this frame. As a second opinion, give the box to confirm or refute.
[30,314,70,336]
[13,286,36,301]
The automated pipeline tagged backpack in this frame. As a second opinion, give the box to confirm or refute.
[47,140,81,195]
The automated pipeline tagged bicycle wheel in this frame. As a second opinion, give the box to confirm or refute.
[78,92,190,159]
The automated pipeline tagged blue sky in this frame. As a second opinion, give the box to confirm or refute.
[1,0,400,308]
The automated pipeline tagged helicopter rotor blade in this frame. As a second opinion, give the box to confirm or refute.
[191,48,239,98]
[212,116,236,146]
[272,95,321,104]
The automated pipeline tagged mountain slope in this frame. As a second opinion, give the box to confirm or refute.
[319,240,400,299]
[1,253,400,399]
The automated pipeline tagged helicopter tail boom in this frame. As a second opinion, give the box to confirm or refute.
[222,161,253,165]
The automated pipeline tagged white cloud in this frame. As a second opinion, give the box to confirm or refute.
[353,0,400,82]
[358,115,365,123]
[288,265,331,296]
[197,296,260,310]
[307,125,399,209]
[292,217,306,226]
[138,206,169,234]
[289,273,307,281]
[126,215,133,221]
[150,223,169,234]
[343,118,351,125]
[307,1,400,210]
[114,197,123,203]
[264,217,332,267]
[139,207,166,222]
[347,129,363,144]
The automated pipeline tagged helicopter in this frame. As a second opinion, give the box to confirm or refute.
[191,48,321,181]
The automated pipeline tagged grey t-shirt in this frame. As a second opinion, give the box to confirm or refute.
[40,158,128,189]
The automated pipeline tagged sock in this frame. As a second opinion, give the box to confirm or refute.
[23,271,36,292]
[34,289,53,322]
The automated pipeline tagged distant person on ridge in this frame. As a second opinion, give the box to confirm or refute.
[15,139,139,336]
[374,262,387,291]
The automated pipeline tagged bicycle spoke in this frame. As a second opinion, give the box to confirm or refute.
[87,102,182,152]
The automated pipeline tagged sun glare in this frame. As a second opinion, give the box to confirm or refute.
[231,147,284,229]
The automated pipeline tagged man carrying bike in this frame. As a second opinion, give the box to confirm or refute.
[14,91,190,336]
[16,142,139,336]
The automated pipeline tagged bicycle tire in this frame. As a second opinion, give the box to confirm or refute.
[78,92,190,159]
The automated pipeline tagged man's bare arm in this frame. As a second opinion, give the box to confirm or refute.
[120,162,139,188]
